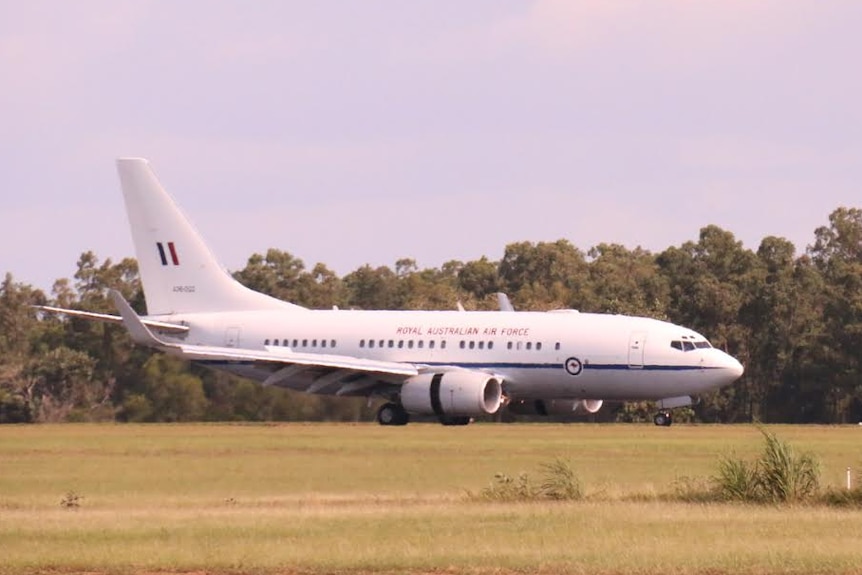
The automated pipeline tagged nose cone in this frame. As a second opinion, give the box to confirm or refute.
[725,354,744,381]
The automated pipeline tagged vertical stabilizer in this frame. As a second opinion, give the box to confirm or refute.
[116,158,299,315]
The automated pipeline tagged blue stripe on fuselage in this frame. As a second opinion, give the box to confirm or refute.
[197,359,717,372]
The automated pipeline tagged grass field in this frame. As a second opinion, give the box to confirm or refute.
[1,423,862,574]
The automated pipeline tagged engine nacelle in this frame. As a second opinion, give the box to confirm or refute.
[400,372,503,417]
[508,399,604,416]
[578,399,604,414]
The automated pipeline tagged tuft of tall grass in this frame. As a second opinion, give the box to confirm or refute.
[710,427,820,504]
[538,458,583,501]
[821,468,862,507]
[756,427,819,503]
[473,458,582,502]
[821,485,862,507]
[714,456,759,502]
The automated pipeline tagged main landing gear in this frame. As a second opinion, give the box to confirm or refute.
[653,411,673,427]
[377,402,409,426]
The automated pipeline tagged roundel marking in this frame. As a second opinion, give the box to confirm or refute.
[564,357,583,376]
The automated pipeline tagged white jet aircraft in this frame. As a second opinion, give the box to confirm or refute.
[42,158,744,426]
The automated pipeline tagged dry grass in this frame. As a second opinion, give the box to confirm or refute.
[1,423,862,574]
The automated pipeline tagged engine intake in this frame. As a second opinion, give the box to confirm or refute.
[400,372,503,417]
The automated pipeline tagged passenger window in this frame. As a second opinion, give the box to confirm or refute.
[302,339,308,347]
[369,340,375,348]
[398,340,404,348]
[292,339,298,348]
[469,341,475,349]
[360,339,365,348]
[379,340,385,348]
[555,342,561,351]
[388,340,394,348]
[321,340,327,348]
[488,341,494,350]
[478,341,484,350]
[526,342,532,350]
[312,339,318,347]
[536,342,542,351]
[408,340,414,349]
[331,340,336,348]
[264,339,270,346]
[460,341,466,349]
[429,340,435,349]
[507,342,513,350]
[418,340,424,349]
[441,340,447,349]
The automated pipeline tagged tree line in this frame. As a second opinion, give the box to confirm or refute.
[3,207,862,424]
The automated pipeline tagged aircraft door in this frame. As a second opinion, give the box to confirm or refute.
[628,331,646,368]
[225,327,241,348]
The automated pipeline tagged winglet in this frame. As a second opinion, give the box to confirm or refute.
[496,292,515,312]
[109,290,174,348]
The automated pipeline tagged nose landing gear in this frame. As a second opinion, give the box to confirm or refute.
[653,411,673,427]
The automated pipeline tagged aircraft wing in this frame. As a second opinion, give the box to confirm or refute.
[36,305,190,335]
[174,343,421,395]
[178,344,419,379]
[106,289,421,396]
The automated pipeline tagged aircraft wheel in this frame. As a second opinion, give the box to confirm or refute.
[653,411,673,427]
[377,403,409,426]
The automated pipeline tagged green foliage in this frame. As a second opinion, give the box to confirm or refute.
[0,388,32,423]
[711,428,820,503]
[138,355,207,422]
[714,455,760,502]
[756,427,820,502]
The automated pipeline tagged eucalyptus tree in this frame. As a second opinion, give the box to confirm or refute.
[807,207,862,422]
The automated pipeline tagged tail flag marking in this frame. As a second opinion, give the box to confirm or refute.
[156,242,180,266]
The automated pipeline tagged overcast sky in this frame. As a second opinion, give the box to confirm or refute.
[2,1,861,292]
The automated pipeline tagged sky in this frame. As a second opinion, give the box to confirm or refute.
[2,1,861,292]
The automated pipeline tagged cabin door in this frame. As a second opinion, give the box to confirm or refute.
[628,331,646,368]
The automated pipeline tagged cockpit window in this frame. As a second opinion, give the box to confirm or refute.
[671,339,712,351]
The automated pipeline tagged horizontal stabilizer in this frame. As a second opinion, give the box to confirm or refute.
[36,305,189,334]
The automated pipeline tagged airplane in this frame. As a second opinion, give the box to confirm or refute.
[41,158,744,427]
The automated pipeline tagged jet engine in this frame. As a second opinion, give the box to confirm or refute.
[400,372,503,417]
[508,398,604,416]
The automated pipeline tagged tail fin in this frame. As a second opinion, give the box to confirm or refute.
[116,158,301,316]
